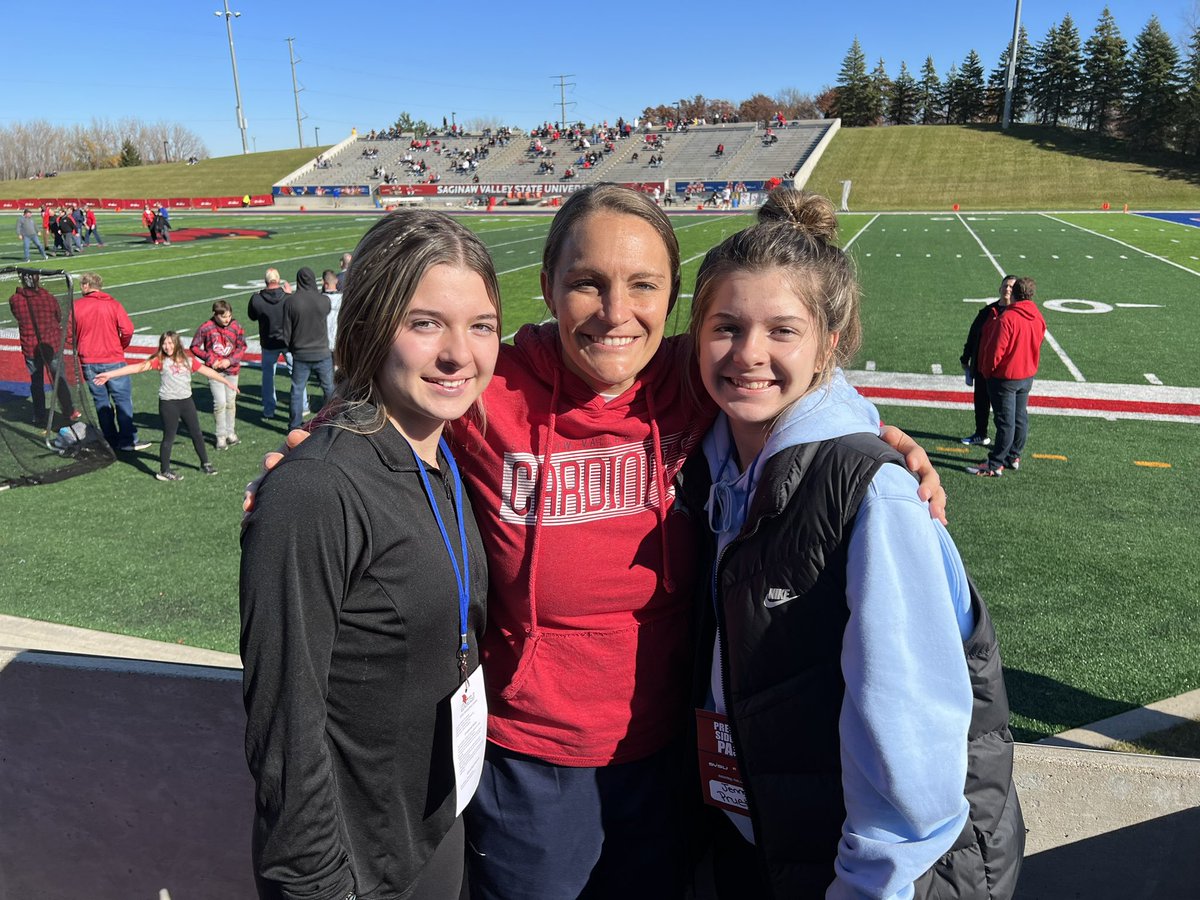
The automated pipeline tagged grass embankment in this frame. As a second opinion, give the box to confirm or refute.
[0,147,328,200]
[806,124,1200,211]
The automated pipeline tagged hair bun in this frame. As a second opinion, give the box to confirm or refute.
[757,189,838,243]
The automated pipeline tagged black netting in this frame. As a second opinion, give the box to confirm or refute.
[1,266,114,487]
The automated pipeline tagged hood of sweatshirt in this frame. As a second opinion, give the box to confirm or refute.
[294,267,318,293]
[1003,299,1041,322]
[703,369,880,544]
[255,286,288,305]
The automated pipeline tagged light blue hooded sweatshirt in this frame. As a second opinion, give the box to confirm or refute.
[703,369,974,900]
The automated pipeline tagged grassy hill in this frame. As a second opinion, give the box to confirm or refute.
[806,124,1200,211]
[0,147,328,200]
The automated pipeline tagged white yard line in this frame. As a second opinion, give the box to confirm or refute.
[957,213,1086,383]
[843,214,879,250]
[1041,213,1200,278]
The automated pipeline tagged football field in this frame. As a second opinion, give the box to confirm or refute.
[2,208,1197,739]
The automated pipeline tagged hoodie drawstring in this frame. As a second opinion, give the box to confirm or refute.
[646,389,675,595]
[499,368,560,701]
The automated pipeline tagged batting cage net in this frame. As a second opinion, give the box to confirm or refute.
[1,266,115,487]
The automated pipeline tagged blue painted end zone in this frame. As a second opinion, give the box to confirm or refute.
[1135,211,1200,228]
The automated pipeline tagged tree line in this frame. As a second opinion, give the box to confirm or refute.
[640,90,823,127]
[0,119,209,182]
[831,8,1200,155]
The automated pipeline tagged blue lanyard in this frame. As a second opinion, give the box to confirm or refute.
[410,436,471,678]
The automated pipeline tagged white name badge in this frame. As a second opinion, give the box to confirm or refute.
[451,665,488,816]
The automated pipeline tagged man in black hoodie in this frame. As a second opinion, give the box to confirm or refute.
[282,267,334,430]
[248,268,292,420]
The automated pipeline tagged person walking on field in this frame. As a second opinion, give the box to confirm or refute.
[969,276,1046,477]
[93,330,237,481]
[959,275,1015,447]
[190,299,247,450]
[69,272,149,453]
[8,271,79,426]
[247,268,292,421]
[16,208,49,261]
[281,267,333,431]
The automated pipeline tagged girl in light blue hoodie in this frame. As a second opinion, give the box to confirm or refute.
[685,189,1022,899]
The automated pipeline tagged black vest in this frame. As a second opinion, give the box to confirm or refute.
[684,434,1024,899]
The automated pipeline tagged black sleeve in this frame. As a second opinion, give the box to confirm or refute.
[239,457,364,900]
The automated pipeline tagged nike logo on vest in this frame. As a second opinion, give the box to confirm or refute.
[763,588,800,608]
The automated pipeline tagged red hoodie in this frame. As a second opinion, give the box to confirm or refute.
[69,289,134,364]
[979,299,1046,381]
[451,324,716,766]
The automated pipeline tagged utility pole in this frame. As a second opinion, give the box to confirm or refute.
[551,74,576,128]
[287,37,305,148]
[214,1,248,154]
[315,126,321,146]
[163,139,170,162]
[1002,0,1023,130]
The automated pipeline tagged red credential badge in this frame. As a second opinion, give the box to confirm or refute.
[696,709,748,814]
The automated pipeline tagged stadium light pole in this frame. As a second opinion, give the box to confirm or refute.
[1001,0,1023,130]
[214,1,249,154]
[163,139,170,162]
[315,126,321,146]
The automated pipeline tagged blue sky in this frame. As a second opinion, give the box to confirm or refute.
[9,1,1194,159]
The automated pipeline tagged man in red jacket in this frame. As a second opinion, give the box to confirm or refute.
[69,272,149,452]
[969,276,1046,477]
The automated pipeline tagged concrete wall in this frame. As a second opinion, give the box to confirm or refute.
[2,648,1198,900]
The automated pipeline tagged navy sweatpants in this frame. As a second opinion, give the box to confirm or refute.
[464,742,688,900]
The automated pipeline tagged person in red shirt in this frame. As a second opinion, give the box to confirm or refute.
[7,272,80,426]
[68,272,148,451]
[82,204,105,247]
[969,276,1047,477]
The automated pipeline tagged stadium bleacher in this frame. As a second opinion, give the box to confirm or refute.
[274,120,837,206]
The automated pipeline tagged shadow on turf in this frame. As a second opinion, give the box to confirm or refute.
[1005,667,1134,743]
[968,123,1200,189]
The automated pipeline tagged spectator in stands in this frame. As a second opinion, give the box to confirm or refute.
[81,204,105,247]
[971,276,1046,477]
[69,272,149,452]
[190,299,246,450]
[248,268,293,421]
[715,142,724,157]
[8,271,79,426]
[282,267,334,431]
[16,208,49,261]
[336,252,352,291]
[959,275,1014,448]
[94,330,235,481]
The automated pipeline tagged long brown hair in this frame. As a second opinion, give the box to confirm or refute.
[333,210,502,433]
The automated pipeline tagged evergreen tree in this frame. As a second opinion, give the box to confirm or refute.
[958,50,987,122]
[889,61,920,125]
[870,58,892,126]
[988,25,1032,123]
[1180,24,1200,155]
[1125,15,1182,151]
[1031,15,1084,126]
[118,139,142,167]
[834,38,875,126]
[1081,7,1129,134]
[942,63,962,124]
[918,57,944,124]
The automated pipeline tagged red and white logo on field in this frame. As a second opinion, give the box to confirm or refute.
[126,227,272,242]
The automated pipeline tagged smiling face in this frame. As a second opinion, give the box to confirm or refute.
[541,210,673,396]
[160,334,177,356]
[697,268,837,466]
[374,265,499,457]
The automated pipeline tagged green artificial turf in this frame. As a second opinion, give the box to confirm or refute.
[2,209,1197,741]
